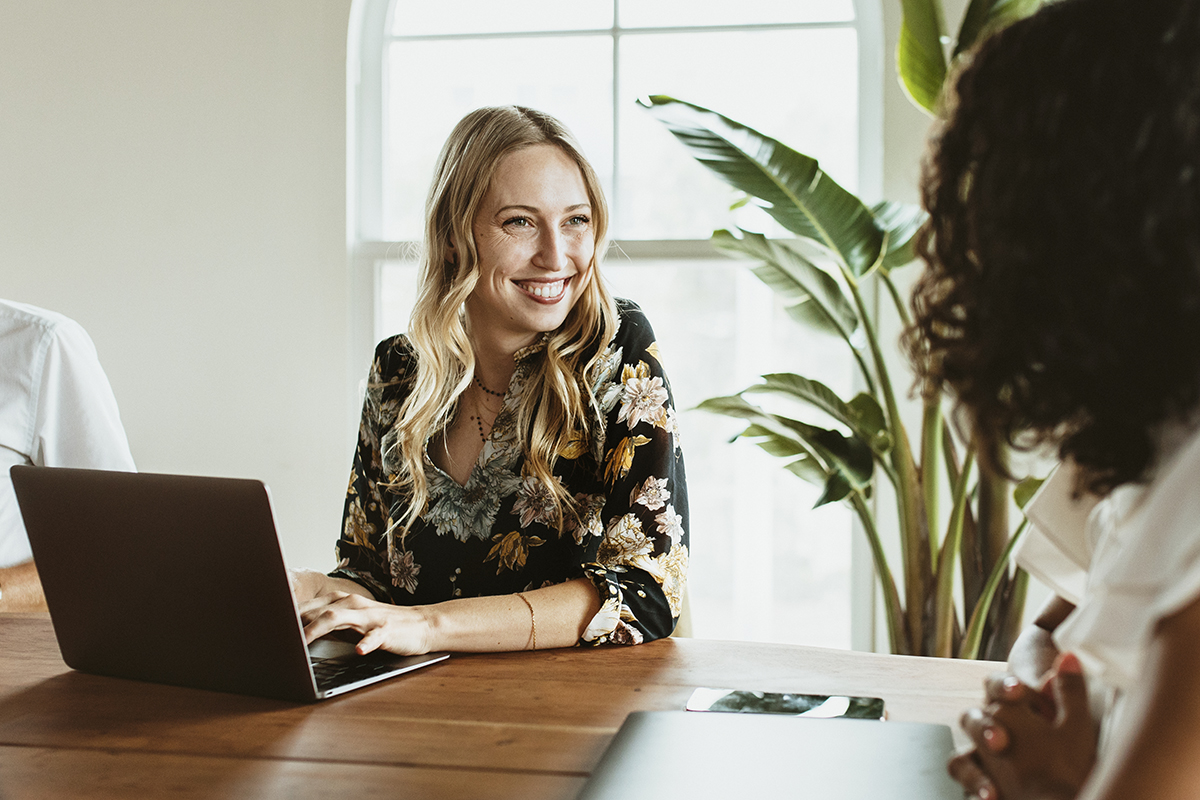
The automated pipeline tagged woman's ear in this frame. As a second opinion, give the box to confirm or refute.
[445,242,458,266]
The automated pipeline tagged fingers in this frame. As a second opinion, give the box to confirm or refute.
[984,672,1033,703]
[984,672,1056,718]
[1048,652,1090,728]
[948,749,999,800]
[300,592,372,644]
[357,627,385,655]
[962,707,1011,753]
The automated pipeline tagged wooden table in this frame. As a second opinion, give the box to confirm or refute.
[0,613,999,799]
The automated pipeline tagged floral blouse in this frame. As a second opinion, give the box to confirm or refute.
[330,299,689,646]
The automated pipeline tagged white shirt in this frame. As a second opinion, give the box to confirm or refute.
[0,300,135,568]
[1017,425,1200,795]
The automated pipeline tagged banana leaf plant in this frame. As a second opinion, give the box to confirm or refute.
[641,0,1044,659]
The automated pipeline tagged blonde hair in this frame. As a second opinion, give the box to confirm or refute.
[391,106,618,535]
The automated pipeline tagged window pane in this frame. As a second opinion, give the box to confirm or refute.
[621,0,854,28]
[393,1,613,37]
[378,257,854,649]
[384,37,613,241]
[617,28,858,239]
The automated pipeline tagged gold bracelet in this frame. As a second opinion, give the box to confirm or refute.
[516,592,537,651]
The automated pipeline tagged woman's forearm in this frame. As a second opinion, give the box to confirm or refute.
[423,577,601,651]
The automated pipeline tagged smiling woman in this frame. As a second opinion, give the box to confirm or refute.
[464,145,596,360]
[294,106,689,656]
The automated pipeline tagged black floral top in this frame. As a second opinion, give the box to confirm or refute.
[331,299,689,646]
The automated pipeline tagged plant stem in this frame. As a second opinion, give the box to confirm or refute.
[921,398,942,569]
[978,460,1011,582]
[844,267,930,653]
[959,518,1030,659]
[934,446,974,658]
[849,492,907,654]
[850,344,879,401]
[881,271,913,327]
[945,427,984,614]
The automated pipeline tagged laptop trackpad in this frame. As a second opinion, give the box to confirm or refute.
[308,633,361,661]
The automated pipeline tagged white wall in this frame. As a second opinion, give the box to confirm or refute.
[0,0,354,570]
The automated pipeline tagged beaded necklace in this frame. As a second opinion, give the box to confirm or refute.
[468,374,505,443]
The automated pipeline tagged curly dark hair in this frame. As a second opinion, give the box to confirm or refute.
[908,0,1200,494]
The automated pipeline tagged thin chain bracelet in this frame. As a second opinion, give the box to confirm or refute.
[516,592,537,650]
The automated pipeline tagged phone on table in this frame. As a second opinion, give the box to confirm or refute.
[685,687,886,720]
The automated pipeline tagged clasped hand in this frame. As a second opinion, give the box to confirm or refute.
[949,653,1099,800]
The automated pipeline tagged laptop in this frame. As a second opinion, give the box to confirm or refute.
[10,465,447,702]
[577,711,962,799]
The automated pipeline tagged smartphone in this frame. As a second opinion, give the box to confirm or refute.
[685,687,886,720]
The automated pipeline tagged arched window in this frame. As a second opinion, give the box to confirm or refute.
[348,0,884,649]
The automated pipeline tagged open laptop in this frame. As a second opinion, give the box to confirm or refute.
[10,465,447,702]
[577,711,962,799]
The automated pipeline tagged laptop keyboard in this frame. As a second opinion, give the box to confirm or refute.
[311,655,403,691]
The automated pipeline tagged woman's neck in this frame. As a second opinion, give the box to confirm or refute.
[470,334,522,393]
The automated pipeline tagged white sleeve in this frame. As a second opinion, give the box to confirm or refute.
[31,318,135,471]
[1015,462,1098,605]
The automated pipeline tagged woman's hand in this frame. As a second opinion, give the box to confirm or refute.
[289,569,375,604]
[949,653,1098,800]
[300,592,435,656]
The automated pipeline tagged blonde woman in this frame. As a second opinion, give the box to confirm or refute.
[295,106,688,656]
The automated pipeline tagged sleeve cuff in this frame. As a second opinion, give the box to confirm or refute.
[328,567,392,603]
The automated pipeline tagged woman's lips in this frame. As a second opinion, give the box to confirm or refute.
[515,277,570,302]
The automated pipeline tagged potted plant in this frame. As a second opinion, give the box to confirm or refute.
[641,0,1044,658]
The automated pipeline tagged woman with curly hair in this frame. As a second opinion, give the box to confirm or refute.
[909,0,1200,797]
[293,106,688,655]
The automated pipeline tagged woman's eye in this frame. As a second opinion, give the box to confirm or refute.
[503,217,530,228]
[568,215,590,226]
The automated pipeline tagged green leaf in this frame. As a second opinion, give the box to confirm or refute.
[698,394,873,491]
[872,201,928,272]
[784,455,830,488]
[744,429,807,460]
[776,416,875,489]
[696,393,772,421]
[848,392,893,455]
[780,296,845,339]
[716,229,858,336]
[955,0,1043,59]
[1013,476,1045,509]
[814,472,854,507]
[898,0,948,114]
[747,372,852,422]
[639,96,885,276]
[745,373,891,456]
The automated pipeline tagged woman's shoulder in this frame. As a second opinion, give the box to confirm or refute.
[371,334,418,382]
[612,297,657,345]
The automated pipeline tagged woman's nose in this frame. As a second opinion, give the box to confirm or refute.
[532,228,569,271]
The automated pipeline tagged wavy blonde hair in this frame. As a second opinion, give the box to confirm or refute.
[390,106,618,535]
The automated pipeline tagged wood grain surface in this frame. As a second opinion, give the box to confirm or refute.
[0,613,999,799]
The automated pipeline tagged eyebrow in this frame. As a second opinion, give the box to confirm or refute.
[496,203,591,215]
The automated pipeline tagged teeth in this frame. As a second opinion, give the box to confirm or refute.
[521,280,565,298]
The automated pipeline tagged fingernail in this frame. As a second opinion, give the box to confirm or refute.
[1057,652,1083,675]
[982,726,996,744]
[978,786,993,800]
[1002,675,1021,694]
